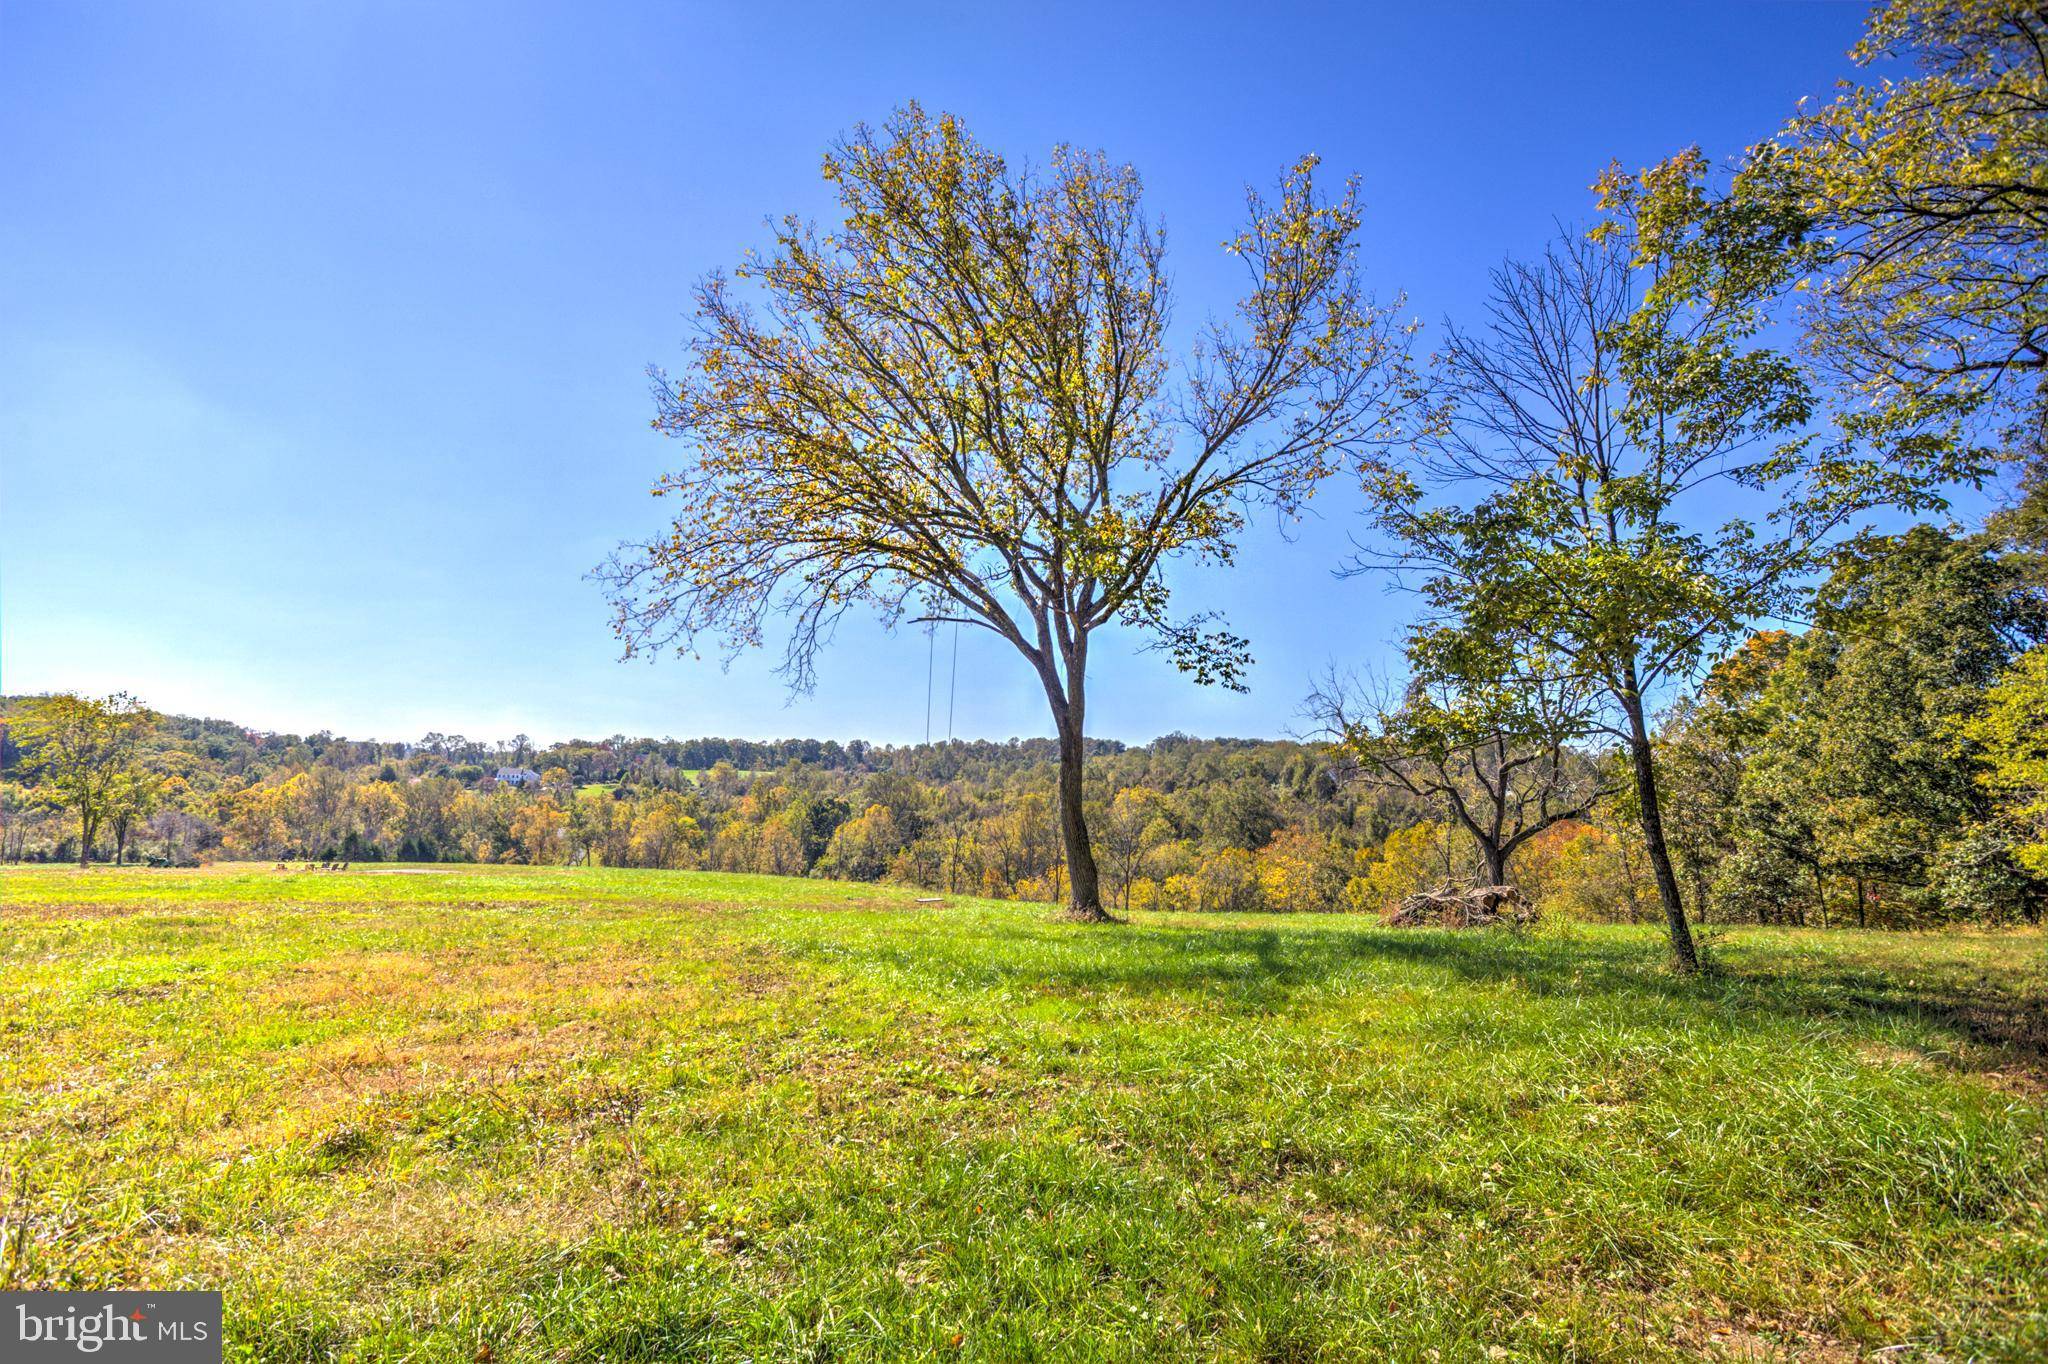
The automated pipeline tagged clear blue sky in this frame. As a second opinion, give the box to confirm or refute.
[2,1,1882,747]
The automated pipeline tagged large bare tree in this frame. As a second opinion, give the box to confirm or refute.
[600,105,1413,919]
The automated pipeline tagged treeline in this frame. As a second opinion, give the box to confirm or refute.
[0,716,1405,906]
[2,720,998,790]
[3,510,2043,927]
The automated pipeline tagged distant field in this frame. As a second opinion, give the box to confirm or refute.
[1,865,2042,1361]
[576,770,756,790]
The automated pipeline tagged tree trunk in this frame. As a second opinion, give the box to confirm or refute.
[1481,841,1508,887]
[1620,687,1699,972]
[1054,718,1108,920]
[78,811,95,869]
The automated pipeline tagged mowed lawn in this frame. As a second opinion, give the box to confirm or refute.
[1,866,2043,1362]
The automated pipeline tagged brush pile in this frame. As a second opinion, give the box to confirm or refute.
[1385,884,1536,929]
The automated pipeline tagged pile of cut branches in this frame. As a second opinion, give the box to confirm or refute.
[1385,884,1536,930]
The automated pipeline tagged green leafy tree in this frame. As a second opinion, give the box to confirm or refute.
[599,104,1415,920]
[1199,779,1284,853]
[1989,444,2048,564]
[1731,526,2045,922]
[1360,205,1953,968]
[1631,1,2045,446]
[779,791,852,871]
[10,692,159,868]
[1963,642,2048,875]
[105,769,164,866]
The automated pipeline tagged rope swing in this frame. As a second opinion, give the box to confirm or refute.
[923,623,936,746]
[919,618,963,759]
[947,621,959,742]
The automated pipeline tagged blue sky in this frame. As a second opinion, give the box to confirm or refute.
[2,1,1889,746]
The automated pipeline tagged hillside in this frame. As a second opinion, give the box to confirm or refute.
[2,864,2042,1359]
[1,698,1411,913]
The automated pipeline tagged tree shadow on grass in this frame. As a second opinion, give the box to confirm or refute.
[1225,922,2047,1079]
[823,918,1684,1016]
[1018,920,1671,999]
[821,916,2048,1080]
[1712,939,2048,1073]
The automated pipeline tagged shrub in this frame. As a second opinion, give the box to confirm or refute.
[1538,824,1645,922]
[1156,873,1203,913]
[1254,829,1347,912]
[1359,821,1454,913]
[1194,848,1259,912]
[1933,825,2043,924]
[1710,840,1809,926]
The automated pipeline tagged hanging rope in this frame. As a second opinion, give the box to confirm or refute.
[946,620,960,742]
[942,620,961,894]
[923,624,936,746]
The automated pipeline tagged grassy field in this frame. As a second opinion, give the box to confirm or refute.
[1,864,2042,1361]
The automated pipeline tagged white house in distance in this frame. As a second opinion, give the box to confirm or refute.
[494,766,543,789]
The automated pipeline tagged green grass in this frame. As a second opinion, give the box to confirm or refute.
[2,864,2043,1361]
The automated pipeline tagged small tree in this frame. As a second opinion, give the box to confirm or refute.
[1358,209,1955,969]
[1309,654,1615,890]
[600,105,1413,920]
[509,797,568,865]
[1964,644,2048,875]
[11,692,159,869]
[105,769,164,866]
[1095,786,1168,913]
